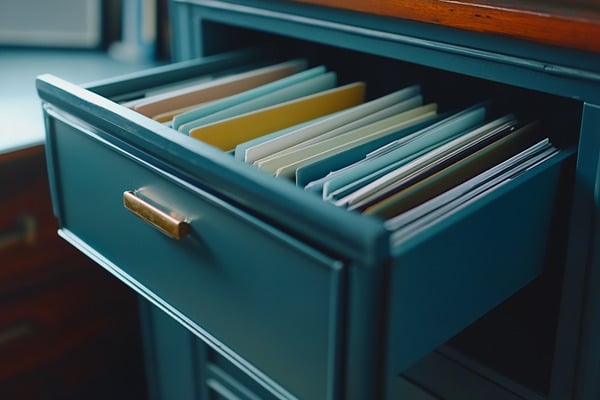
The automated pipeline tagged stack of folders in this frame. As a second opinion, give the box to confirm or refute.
[124,58,560,233]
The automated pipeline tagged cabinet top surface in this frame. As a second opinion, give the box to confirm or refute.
[290,0,600,53]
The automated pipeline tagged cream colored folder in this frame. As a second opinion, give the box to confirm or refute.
[254,104,438,177]
[188,82,366,151]
[132,59,307,117]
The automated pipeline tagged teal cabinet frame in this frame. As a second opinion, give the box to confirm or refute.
[167,1,600,399]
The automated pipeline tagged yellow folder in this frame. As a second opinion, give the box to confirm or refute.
[189,82,366,151]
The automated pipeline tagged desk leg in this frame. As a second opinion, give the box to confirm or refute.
[139,297,201,400]
[574,103,600,400]
[551,103,600,400]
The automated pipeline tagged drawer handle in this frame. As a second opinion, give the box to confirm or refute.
[123,191,190,240]
[0,214,37,252]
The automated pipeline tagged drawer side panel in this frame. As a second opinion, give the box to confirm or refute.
[387,154,567,376]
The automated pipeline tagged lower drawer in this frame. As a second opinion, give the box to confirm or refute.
[37,49,575,399]
[205,362,279,400]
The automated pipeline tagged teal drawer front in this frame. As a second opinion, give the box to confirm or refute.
[44,109,343,400]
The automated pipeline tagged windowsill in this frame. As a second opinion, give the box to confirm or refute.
[0,47,159,155]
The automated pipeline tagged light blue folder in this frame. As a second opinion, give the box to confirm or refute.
[324,105,487,204]
[324,105,488,204]
[172,65,327,131]
[300,104,486,203]
[297,115,446,190]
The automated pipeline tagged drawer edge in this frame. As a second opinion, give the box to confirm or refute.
[38,81,389,267]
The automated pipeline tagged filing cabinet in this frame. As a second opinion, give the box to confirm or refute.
[36,1,600,399]
[0,145,146,399]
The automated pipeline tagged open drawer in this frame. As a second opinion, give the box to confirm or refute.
[37,36,577,400]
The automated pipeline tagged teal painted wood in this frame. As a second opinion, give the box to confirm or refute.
[167,1,197,62]
[389,377,438,400]
[172,0,600,103]
[176,0,600,73]
[550,103,600,400]
[42,110,65,225]
[384,149,570,399]
[141,301,201,400]
[402,349,536,399]
[138,299,161,400]
[194,337,212,399]
[342,262,392,400]
[43,108,345,400]
[573,104,600,400]
[204,345,281,399]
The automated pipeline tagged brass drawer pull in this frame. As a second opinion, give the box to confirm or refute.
[123,191,190,240]
[0,214,38,252]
